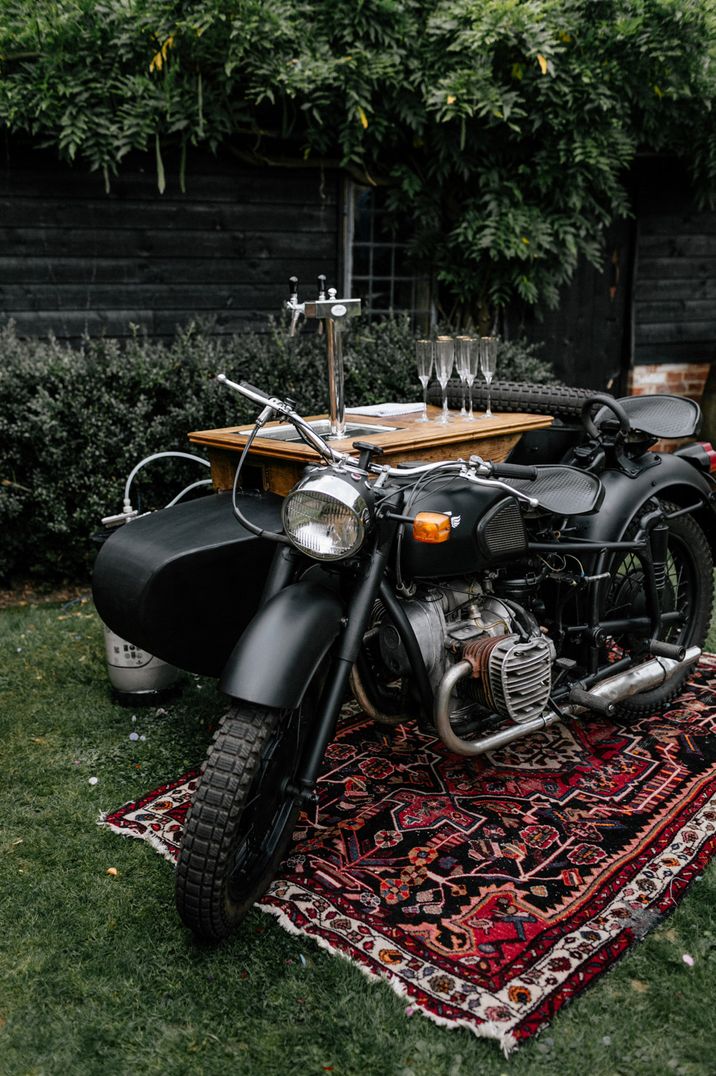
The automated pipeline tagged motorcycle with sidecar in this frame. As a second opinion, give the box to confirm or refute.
[93,281,716,942]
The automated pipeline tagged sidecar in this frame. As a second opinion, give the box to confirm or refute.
[92,492,278,678]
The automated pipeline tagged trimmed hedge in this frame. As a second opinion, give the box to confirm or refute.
[0,319,556,582]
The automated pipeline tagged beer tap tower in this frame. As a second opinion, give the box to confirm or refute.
[285,275,361,440]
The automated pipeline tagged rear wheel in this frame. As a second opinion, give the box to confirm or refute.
[602,504,713,716]
[175,702,309,942]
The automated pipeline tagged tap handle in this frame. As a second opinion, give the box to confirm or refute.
[317,274,327,300]
[288,275,299,301]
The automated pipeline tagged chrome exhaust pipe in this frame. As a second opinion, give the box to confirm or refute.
[435,646,701,757]
[565,646,701,713]
[349,664,405,726]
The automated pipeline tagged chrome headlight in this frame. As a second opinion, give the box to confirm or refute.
[282,472,371,561]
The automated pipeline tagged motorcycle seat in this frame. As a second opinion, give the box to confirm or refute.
[501,465,603,515]
[594,394,701,439]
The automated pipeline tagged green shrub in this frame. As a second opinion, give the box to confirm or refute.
[0,319,556,582]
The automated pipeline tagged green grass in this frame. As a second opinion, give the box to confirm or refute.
[0,597,715,1076]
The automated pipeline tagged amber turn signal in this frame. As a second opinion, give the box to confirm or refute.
[412,512,452,543]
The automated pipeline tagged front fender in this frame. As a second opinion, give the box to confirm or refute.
[219,577,344,709]
[572,454,716,548]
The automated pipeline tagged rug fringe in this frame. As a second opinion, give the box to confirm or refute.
[97,812,177,866]
[256,896,518,1057]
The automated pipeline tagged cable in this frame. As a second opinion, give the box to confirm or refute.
[164,479,213,508]
[230,424,291,545]
[123,451,210,514]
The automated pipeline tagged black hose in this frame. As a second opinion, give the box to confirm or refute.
[231,425,291,545]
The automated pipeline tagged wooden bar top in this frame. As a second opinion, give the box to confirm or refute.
[189,406,553,495]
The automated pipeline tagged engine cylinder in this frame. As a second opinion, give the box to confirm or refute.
[459,634,553,723]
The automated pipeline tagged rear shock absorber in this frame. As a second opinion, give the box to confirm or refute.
[650,520,669,592]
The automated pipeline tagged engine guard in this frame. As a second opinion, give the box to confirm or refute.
[219,577,344,709]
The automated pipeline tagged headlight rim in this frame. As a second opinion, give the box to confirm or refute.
[281,471,372,562]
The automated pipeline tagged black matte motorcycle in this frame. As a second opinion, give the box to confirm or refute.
[93,377,716,943]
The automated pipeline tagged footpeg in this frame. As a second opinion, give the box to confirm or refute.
[568,686,616,716]
[648,639,686,661]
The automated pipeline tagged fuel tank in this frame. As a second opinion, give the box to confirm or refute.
[399,478,527,579]
[92,493,278,677]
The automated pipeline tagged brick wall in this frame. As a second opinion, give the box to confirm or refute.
[627,362,710,400]
[626,363,712,452]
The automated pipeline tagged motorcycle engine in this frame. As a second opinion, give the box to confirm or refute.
[378,581,554,724]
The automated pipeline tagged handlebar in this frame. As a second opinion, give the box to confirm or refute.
[217,374,285,413]
[581,393,631,439]
[231,378,276,403]
[217,374,351,465]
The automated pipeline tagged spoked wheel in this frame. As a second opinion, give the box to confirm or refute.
[176,701,312,943]
[602,503,713,716]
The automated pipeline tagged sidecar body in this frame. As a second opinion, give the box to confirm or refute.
[92,493,278,677]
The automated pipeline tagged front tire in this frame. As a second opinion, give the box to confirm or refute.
[175,704,305,943]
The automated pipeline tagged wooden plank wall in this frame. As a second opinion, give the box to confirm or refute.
[507,160,716,390]
[0,145,340,339]
[633,160,716,365]
[505,216,634,391]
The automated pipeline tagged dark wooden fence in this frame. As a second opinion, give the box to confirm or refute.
[1,143,713,396]
[508,159,715,391]
[506,217,633,391]
[634,159,716,365]
[0,145,340,339]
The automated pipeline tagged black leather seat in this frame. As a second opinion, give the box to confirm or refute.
[595,394,701,439]
[502,465,603,515]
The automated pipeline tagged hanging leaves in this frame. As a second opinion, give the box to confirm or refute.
[149,35,174,74]
[0,0,713,320]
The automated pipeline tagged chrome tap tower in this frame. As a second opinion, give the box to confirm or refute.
[285,275,361,439]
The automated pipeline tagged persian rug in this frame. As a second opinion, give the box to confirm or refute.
[102,656,716,1051]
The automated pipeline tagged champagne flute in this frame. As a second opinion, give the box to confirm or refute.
[415,339,434,423]
[435,336,454,424]
[456,335,478,421]
[479,336,497,419]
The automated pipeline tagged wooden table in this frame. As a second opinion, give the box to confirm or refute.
[189,406,553,495]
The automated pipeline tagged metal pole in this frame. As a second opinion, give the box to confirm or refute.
[284,277,358,440]
[326,317,346,439]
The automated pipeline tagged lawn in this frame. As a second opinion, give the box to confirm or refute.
[0,595,715,1076]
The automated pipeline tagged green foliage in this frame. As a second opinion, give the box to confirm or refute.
[1,1,714,321]
[0,319,557,582]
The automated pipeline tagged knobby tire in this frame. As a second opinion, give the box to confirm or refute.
[175,704,301,943]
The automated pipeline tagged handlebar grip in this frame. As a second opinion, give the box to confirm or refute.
[239,380,272,399]
[490,462,539,481]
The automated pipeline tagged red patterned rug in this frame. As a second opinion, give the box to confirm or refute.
[102,657,716,1051]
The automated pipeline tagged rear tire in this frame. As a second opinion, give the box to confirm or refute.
[175,703,305,943]
[602,504,713,717]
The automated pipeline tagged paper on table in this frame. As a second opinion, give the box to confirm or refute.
[346,402,424,417]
